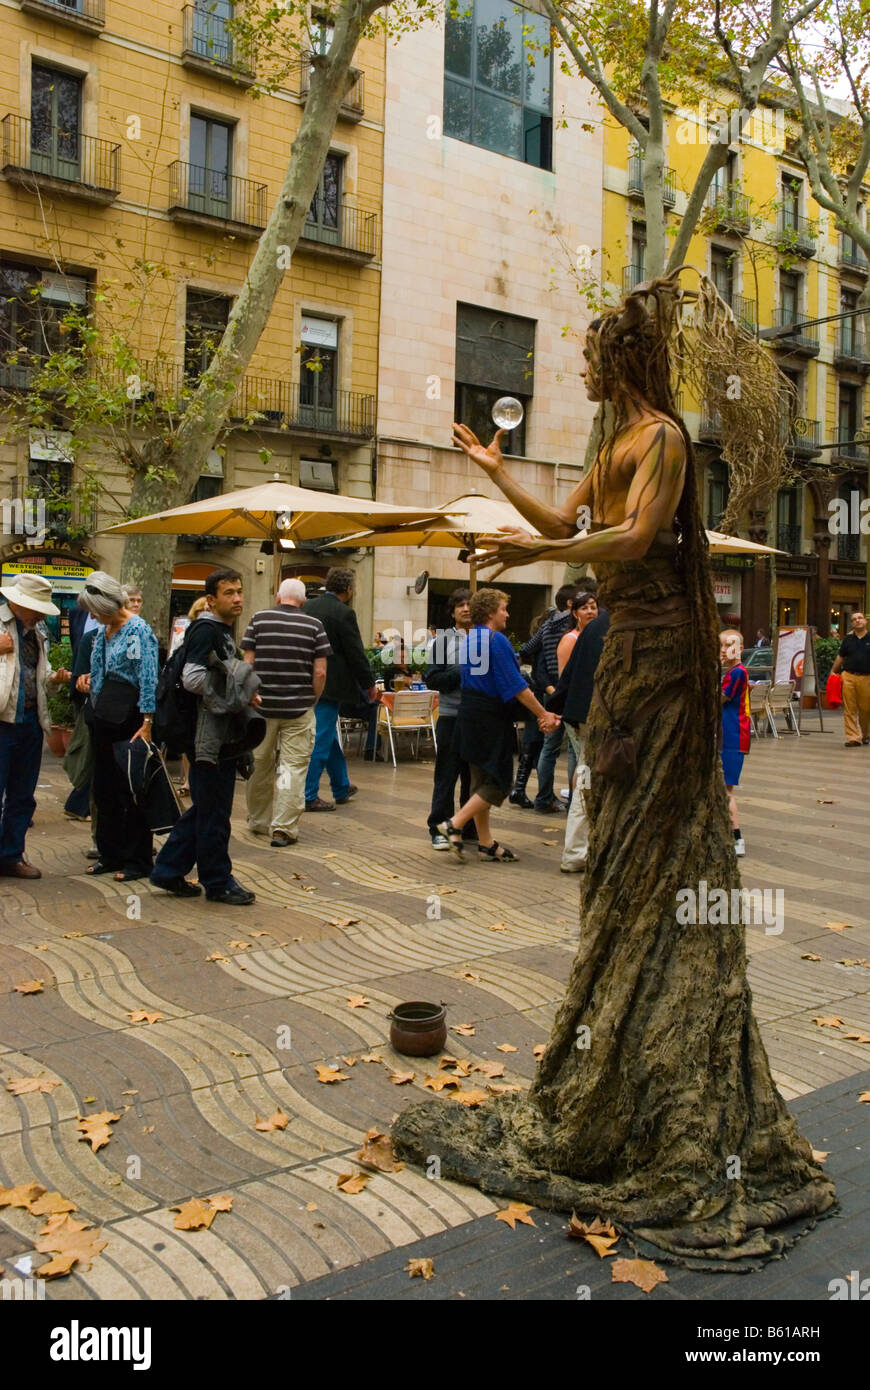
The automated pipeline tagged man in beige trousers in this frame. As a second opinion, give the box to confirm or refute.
[831,610,870,747]
[242,579,330,846]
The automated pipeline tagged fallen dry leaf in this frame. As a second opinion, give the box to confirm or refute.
[84,1096,96,1104]
[342,1056,358,1067]
[801,953,822,962]
[459,971,481,982]
[254,1110,290,1132]
[172,1198,216,1230]
[37,1252,79,1279]
[838,959,870,968]
[250,931,269,938]
[860,1092,870,1103]
[62,932,84,939]
[843,1032,870,1043]
[449,1059,473,1077]
[495,1202,536,1230]
[35,1224,107,1276]
[121,1090,138,1096]
[452,1024,476,1037]
[487,1083,522,1095]
[438,1055,458,1069]
[346,995,371,1009]
[450,1089,490,1107]
[206,951,229,963]
[228,940,252,950]
[6,1077,61,1095]
[423,1073,462,1092]
[0,1181,46,1210]
[38,1213,88,1238]
[126,1010,163,1025]
[77,1110,120,1153]
[336,1172,371,1195]
[304,1202,318,1212]
[812,1149,829,1163]
[143,1125,155,1134]
[315,1065,348,1084]
[488,922,507,932]
[533,1044,547,1058]
[13,979,44,995]
[358,1053,382,1064]
[824,922,853,932]
[496,1043,518,1053]
[324,852,337,859]
[813,1016,844,1028]
[208,1195,233,1212]
[568,1214,620,1257]
[28,1192,77,1217]
[327,917,360,928]
[390,1071,416,1085]
[611,1257,668,1293]
[356,1129,404,1173]
[406,1257,434,1280]
[472,1060,505,1079]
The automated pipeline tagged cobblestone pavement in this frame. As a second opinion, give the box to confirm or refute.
[1,712,868,1299]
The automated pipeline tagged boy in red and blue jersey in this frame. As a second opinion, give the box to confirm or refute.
[720,628,750,858]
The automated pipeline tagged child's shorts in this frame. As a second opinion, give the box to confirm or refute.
[721,749,744,786]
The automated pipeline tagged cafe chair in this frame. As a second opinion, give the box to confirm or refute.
[748,680,770,738]
[377,690,438,768]
[764,680,800,738]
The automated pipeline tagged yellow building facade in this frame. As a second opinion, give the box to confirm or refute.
[0,0,385,640]
[601,88,869,640]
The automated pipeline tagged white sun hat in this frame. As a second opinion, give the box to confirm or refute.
[0,572,61,617]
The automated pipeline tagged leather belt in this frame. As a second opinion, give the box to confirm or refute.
[607,595,693,673]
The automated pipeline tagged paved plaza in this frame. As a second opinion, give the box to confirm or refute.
[1,712,869,1300]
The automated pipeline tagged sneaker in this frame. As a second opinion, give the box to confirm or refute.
[734,837,746,858]
[534,800,565,815]
[334,785,358,804]
[560,860,587,873]
[206,884,256,906]
[150,875,202,898]
[559,787,571,799]
[430,832,450,851]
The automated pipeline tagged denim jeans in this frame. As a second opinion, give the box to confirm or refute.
[0,708,43,865]
[304,699,351,803]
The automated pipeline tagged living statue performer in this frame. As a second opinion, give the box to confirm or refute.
[392,271,836,1269]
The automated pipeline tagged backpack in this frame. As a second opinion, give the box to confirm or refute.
[153,618,209,753]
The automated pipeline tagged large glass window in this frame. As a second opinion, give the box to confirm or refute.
[0,264,87,386]
[299,315,338,428]
[184,289,230,380]
[444,0,553,169]
[306,152,343,246]
[31,66,82,182]
[710,247,734,305]
[454,302,535,456]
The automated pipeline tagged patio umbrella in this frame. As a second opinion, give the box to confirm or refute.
[705,531,786,556]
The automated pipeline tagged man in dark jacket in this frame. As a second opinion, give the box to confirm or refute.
[550,607,609,872]
[519,583,579,813]
[424,587,476,849]
[303,567,376,811]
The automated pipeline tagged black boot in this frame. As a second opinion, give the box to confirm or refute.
[509,751,536,808]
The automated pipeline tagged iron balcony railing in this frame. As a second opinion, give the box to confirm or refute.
[775,210,817,256]
[230,378,375,437]
[299,59,364,118]
[730,294,756,334]
[769,309,820,352]
[777,522,802,554]
[838,235,869,273]
[1,114,120,196]
[626,155,677,207]
[833,428,870,461]
[622,264,646,293]
[16,475,97,538]
[834,325,870,365]
[838,530,861,562]
[181,5,255,78]
[301,200,379,258]
[699,407,722,437]
[21,0,105,24]
[167,160,267,229]
[784,416,822,453]
[705,186,751,231]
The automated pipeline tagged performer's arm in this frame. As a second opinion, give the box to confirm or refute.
[452,424,591,539]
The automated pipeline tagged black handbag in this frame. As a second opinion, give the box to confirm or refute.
[87,674,140,726]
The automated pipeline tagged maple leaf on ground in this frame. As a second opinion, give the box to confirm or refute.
[254,1110,290,1132]
[859,1092,870,1103]
[37,1253,78,1279]
[450,1089,490,1107]
[423,1074,461,1092]
[495,1202,536,1230]
[28,1191,77,1217]
[824,922,853,931]
[844,1032,870,1043]
[812,1150,829,1163]
[438,1055,458,1069]
[327,917,360,928]
[496,1043,518,1053]
[812,1017,844,1028]
[35,1224,108,1274]
[6,1077,61,1095]
[487,1083,522,1095]
[449,1059,473,1077]
[77,1111,120,1153]
[315,1065,348,1084]
[38,1213,88,1238]
[126,1010,163,1025]
[206,952,229,963]
[406,1257,434,1280]
[0,1181,46,1209]
[356,1128,405,1173]
[336,1172,371,1195]
[346,995,371,1009]
[172,1198,216,1230]
[208,1195,233,1212]
[472,1060,505,1078]
[451,1024,476,1036]
[62,932,84,939]
[13,979,44,994]
[568,1213,620,1257]
[611,1257,668,1293]
[800,954,822,962]
[838,959,870,968]
[304,1202,318,1212]
[358,1053,382,1064]
[533,1044,547,1058]
[488,923,507,932]
[390,1071,416,1085]
[249,931,269,938]
[228,940,252,950]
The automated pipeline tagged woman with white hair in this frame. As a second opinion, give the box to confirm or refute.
[76,572,159,881]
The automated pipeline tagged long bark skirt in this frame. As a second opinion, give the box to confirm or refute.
[392,557,836,1269]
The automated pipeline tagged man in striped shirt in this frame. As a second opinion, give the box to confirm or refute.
[242,579,331,847]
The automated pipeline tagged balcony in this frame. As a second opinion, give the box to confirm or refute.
[730,294,756,335]
[622,264,646,294]
[19,0,104,34]
[833,325,870,373]
[627,155,676,207]
[229,377,375,439]
[181,5,255,86]
[773,211,817,258]
[167,160,267,238]
[838,235,869,276]
[1,115,120,204]
[762,309,820,358]
[16,475,97,540]
[699,407,722,439]
[298,201,379,265]
[706,186,751,234]
[832,429,870,464]
[776,522,802,554]
[784,416,822,458]
[298,57,364,122]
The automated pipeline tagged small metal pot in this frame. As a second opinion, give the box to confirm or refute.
[389,1001,447,1057]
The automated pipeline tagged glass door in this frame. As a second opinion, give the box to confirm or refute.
[31,67,82,183]
[189,115,231,219]
[306,153,342,246]
[193,0,233,65]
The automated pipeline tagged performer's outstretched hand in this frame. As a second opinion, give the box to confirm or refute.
[452,422,506,478]
[476,527,551,577]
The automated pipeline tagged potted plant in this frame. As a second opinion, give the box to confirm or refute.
[45,638,74,755]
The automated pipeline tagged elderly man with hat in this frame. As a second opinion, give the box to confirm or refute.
[0,573,70,878]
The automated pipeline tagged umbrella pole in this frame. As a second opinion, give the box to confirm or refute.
[469,555,478,594]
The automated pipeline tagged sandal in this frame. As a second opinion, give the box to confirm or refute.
[114,870,147,882]
[439,820,465,860]
[87,861,118,875]
[478,841,518,863]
